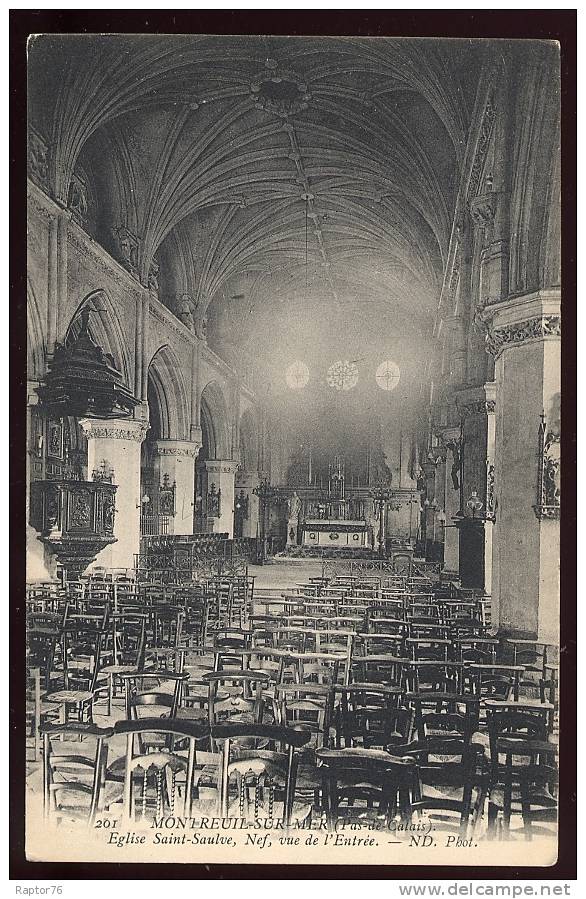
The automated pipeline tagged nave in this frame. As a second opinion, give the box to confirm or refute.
[25,33,561,862]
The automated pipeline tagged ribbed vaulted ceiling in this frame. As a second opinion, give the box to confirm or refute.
[29,34,484,374]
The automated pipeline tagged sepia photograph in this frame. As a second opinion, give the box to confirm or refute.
[17,15,572,875]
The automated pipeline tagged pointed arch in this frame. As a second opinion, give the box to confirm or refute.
[147,344,190,440]
[200,380,230,460]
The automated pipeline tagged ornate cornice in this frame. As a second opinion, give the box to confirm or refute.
[204,459,240,475]
[67,220,145,295]
[148,301,196,344]
[485,315,561,358]
[27,179,58,223]
[152,439,201,458]
[79,418,149,443]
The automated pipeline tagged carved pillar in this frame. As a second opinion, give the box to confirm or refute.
[80,418,148,570]
[482,289,560,641]
[234,469,261,539]
[421,460,439,559]
[151,439,201,535]
[203,460,239,538]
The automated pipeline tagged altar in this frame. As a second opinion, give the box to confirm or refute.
[302,518,371,548]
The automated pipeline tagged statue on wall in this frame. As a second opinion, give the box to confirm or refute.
[286,490,302,545]
[448,440,462,491]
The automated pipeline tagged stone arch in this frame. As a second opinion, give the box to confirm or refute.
[64,289,132,388]
[146,344,190,441]
[239,407,259,472]
[200,380,230,460]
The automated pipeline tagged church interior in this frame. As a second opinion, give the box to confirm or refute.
[25,34,561,853]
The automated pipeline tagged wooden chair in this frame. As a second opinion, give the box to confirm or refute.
[27,628,59,692]
[464,664,523,702]
[405,660,463,695]
[111,718,209,822]
[398,737,488,839]
[41,722,113,826]
[274,684,335,751]
[486,708,558,841]
[46,626,106,725]
[335,684,409,749]
[122,670,189,725]
[315,747,418,830]
[214,722,312,826]
[405,692,480,743]
[203,670,269,749]
[99,615,148,716]
[351,653,408,689]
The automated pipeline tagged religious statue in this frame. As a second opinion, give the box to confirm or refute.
[286,491,302,545]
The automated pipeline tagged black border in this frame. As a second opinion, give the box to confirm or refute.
[10,8,577,882]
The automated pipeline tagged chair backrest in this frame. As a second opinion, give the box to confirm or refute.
[352,651,408,688]
[465,665,521,701]
[114,614,147,668]
[274,684,334,750]
[486,708,550,772]
[203,670,269,744]
[406,661,462,694]
[337,685,411,749]
[408,693,480,742]
[315,746,418,830]
[64,626,106,692]
[213,723,312,825]
[114,718,209,821]
[485,708,557,795]
[398,737,487,835]
[27,629,59,691]
[122,670,189,722]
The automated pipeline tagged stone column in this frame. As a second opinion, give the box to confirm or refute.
[482,289,560,641]
[151,439,201,535]
[203,460,239,538]
[234,469,261,538]
[438,426,461,577]
[455,382,497,594]
[80,418,149,571]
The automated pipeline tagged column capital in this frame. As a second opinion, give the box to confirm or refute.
[79,417,149,443]
[204,459,240,475]
[478,289,561,359]
[455,382,497,418]
[152,439,201,458]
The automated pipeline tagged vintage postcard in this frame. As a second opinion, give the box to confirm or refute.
[22,26,564,870]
